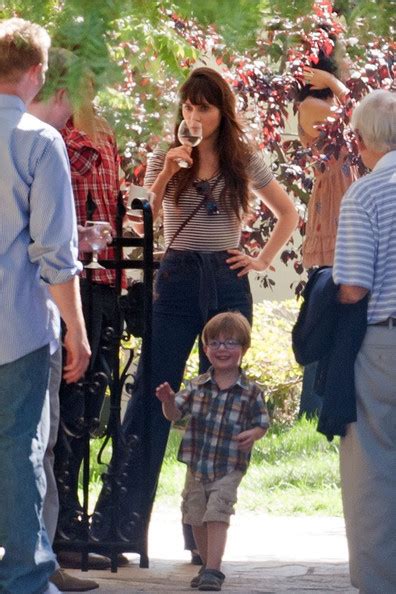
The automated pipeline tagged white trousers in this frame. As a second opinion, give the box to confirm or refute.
[340,325,396,594]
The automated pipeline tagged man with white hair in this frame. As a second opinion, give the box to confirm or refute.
[333,89,396,593]
[0,17,90,594]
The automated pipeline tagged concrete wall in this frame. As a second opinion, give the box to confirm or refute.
[249,230,307,303]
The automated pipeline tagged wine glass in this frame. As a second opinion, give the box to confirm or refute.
[176,119,203,168]
[82,221,112,269]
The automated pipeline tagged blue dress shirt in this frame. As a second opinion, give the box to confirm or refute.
[0,94,81,364]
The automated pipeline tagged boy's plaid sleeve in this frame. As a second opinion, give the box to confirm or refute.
[250,387,270,428]
[174,381,194,418]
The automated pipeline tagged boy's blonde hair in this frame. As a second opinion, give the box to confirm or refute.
[202,312,251,352]
[0,18,50,83]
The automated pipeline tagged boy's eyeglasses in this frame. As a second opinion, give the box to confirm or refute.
[207,339,241,350]
[194,180,220,215]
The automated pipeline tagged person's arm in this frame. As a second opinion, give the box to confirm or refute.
[156,382,182,421]
[28,133,91,382]
[298,68,349,143]
[333,182,374,304]
[227,179,299,276]
[303,67,349,101]
[235,426,267,452]
[131,145,194,236]
[148,145,193,221]
[337,285,369,304]
[236,387,269,452]
[49,277,91,383]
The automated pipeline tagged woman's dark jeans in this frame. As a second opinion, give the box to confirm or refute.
[92,249,252,541]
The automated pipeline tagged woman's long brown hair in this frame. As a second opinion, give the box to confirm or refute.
[172,67,252,219]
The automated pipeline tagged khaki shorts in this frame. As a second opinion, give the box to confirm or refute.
[181,469,244,526]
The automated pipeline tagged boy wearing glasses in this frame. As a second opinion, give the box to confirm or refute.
[156,311,269,591]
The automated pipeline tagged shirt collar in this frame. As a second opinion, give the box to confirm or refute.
[0,93,26,113]
[197,367,249,389]
[373,150,396,172]
[62,119,97,149]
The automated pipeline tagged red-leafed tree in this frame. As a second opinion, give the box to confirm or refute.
[109,0,393,293]
[3,0,392,292]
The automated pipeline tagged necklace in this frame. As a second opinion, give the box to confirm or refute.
[197,168,221,183]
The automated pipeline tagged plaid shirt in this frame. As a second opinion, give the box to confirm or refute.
[61,118,120,285]
[175,368,269,482]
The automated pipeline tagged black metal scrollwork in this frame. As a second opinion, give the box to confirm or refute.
[54,191,157,572]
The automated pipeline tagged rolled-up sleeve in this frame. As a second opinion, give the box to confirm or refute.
[28,134,82,285]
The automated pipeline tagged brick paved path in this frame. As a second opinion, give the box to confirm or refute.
[66,508,356,593]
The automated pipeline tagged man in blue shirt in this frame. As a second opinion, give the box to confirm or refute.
[29,47,99,593]
[0,18,90,594]
[333,90,396,594]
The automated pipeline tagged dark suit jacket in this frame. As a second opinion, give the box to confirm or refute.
[292,267,368,441]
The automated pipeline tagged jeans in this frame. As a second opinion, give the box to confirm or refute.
[92,249,252,540]
[42,348,62,547]
[0,345,56,594]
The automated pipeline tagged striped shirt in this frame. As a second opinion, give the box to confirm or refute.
[333,151,396,323]
[144,148,273,251]
[175,368,269,482]
[0,95,80,365]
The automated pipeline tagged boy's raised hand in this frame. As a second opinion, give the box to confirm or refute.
[235,427,267,452]
[156,382,175,403]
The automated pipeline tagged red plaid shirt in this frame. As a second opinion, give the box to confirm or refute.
[61,117,120,285]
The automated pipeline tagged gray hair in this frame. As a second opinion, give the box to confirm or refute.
[351,89,396,153]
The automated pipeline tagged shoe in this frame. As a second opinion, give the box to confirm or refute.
[191,565,206,588]
[117,553,130,566]
[197,569,226,591]
[58,551,110,570]
[50,569,99,592]
[93,550,130,567]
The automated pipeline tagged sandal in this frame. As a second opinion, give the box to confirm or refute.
[197,568,226,591]
[191,565,206,588]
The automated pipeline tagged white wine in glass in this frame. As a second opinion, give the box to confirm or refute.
[83,221,112,269]
[176,120,203,168]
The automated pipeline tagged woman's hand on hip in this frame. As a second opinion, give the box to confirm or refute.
[226,249,269,277]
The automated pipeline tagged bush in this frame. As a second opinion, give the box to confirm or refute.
[184,299,302,426]
[156,418,342,515]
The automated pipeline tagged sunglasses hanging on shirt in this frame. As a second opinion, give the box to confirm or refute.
[193,178,221,216]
